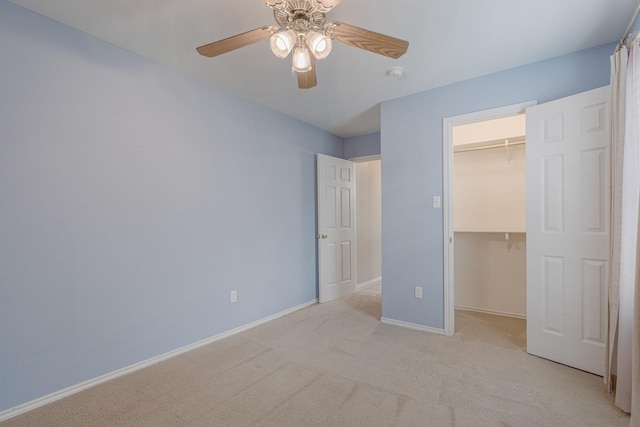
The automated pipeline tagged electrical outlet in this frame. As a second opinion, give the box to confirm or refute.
[414,286,423,299]
[230,290,237,303]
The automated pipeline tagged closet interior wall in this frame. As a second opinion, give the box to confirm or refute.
[453,123,527,319]
[355,160,382,289]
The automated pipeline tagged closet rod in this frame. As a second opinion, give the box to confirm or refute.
[617,0,640,51]
[454,138,525,154]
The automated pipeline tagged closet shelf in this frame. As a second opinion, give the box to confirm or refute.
[454,229,526,233]
[453,135,525,153]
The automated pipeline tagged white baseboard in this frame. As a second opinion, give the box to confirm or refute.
[455,305,526,320]
[356,276,382,291]
[0,300,317,422]
[380,317,445,335]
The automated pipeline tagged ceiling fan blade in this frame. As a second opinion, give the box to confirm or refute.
[297,56,317,89]
[330,22,409,59]
[196,27,271,58]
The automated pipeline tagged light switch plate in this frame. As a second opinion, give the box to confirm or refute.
[432,196,441,209]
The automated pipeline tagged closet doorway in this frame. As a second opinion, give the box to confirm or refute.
[443,90,609,374]
[442,101,537,336]
[453,114,527,322]
[353,157,382,299]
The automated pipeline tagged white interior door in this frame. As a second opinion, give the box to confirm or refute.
[526,86,610,375]
[317,154,356,303]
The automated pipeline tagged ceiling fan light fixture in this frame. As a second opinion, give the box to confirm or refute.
[270,30,296,58]
[292,45,312,72]
[306,31,332,59]
[197,0,409,90]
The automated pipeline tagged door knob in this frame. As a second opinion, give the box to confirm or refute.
[317,233,328,240]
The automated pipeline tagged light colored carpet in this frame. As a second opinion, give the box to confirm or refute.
[1,293,630,426]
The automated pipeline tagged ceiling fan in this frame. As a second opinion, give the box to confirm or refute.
[196,0,409,89]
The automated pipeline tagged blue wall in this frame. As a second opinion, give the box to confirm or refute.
[0,1,343,412]
[380,42,616,329]
[632,14,640,33]
[344,133,381,159]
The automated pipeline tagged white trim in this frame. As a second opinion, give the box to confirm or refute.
[454,228,527,233]
[348,154,381,162]
[356,276,382,291]
[380,317,445,335]
[455,305,527,320]
[442,100,537,337]
[0,300,317,422]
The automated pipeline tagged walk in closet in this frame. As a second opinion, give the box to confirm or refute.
[453,115,527,319]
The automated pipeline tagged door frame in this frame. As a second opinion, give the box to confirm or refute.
[442,100,537,336]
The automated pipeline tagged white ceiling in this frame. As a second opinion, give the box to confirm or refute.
[8,0,637,138]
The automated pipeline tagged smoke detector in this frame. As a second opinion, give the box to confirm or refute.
[386,66,405,78]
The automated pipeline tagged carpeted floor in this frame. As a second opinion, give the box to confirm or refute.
[1,293,630,426]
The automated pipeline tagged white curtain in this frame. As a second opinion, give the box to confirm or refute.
[625,31,640,427]
[607,41,628,394]
[609,30,640,424]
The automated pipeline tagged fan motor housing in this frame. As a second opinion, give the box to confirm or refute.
[273,1,326,30]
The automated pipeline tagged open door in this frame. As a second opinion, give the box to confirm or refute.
[317,154,356,303]
[526,86,610,375]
